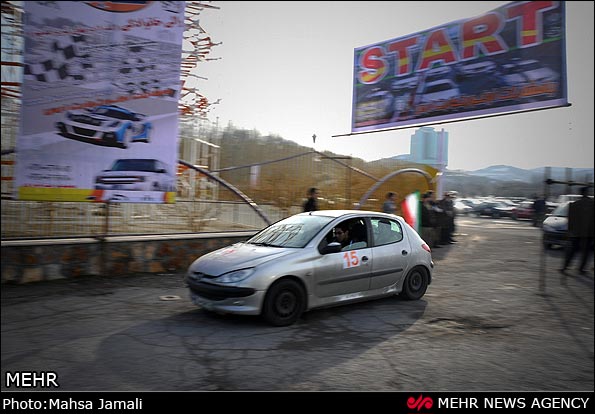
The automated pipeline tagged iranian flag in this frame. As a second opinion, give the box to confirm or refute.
[401,191,421,233]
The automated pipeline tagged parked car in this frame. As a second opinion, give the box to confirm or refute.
[424,66,455,83]
[355,88,394,124]
[556,194,582,204]
[542,202,568,249]
[511,200,534,220]
[391,75,419,92]
[500,62,527,87]
[513,59,559,84]
[457,60,498,79]
[453,200,472,215]
[94,158,176,191]
[391,75,419,118]
[56,105,152,149]
[418,79,460,105]
[456,60,504,94]
[186,210,433,326]
[472,201,515,218]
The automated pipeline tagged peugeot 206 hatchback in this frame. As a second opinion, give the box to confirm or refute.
[186,210,434,326]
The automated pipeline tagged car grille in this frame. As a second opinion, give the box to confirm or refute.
[187,279,255,301]
[98,176,144,184]
[73,126,97,137]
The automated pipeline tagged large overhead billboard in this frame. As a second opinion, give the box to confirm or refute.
[352,1,567,133]
[15,1,185,203]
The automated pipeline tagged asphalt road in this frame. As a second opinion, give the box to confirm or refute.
[1,216,593,391]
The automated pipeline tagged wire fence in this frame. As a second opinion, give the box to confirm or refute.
[0,198,304,240]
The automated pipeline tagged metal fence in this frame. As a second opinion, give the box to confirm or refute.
[0,198,302,240]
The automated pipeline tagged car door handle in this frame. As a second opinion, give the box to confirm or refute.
[361,256,369,262]
[401,250,408,256]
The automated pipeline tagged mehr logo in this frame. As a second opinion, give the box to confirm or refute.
[85,1,152,13]
[407,395,434,411]
[5,371,59,388]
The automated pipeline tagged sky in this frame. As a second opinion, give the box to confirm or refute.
[196,1,594,171]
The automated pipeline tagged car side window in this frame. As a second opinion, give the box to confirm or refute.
[319,218,369,252]
[371,218,403,246]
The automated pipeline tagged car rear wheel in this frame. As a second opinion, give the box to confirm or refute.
[402,266,428,300]
[262,279,305,326]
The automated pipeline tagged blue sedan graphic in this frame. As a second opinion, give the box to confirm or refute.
[56,105,152,149]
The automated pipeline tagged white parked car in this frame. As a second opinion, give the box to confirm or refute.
[513,59,559,84]
[94,158,176,192]
[418,79,460,105]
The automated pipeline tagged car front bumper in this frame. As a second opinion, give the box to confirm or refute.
[187,279,264,315]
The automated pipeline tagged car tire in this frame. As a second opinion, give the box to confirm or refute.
[402,266,428,301]
[262,279,305,327]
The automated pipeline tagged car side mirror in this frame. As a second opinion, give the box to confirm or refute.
[321,242,342,255]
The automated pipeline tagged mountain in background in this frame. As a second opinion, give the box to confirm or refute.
[440,165,593,198]
[468,165,535,182]
[375,153,593,197]
[468,164,594,182]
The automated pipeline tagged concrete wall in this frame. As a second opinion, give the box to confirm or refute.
[1,232,257,284]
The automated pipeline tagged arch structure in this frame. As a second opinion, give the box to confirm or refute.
[355,168,435,210]
[178,159,271,226]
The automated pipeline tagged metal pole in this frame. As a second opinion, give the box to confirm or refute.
[347,156,352,209]
[543,166,551,201]
[104,201,110,237]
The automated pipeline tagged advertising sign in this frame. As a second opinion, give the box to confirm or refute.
[352,1,567,133]
[15,1,185,203]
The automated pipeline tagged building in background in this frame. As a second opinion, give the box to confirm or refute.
[395,127,449,196]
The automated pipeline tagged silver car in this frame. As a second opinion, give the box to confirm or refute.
[186,210,434,326]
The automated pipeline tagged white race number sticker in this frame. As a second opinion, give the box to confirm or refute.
[342,251,360,269]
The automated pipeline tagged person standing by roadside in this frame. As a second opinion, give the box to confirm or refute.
[560,186,594,275]
[420,192,439,248]
[533,195,546,227]
[303,187,319,212]
[439,192,456,243]
[382,191,397,214]
[427,190,444,246]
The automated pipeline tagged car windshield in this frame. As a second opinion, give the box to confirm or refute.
[551,202,569,217]
[518,60,541,71]
[110,159,156,172]
[247,214,335,248]
[424,81,454,93]
[92,107,134,120]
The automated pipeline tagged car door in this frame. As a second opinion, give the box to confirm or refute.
[369,217,409,290]
[311,219,372,298]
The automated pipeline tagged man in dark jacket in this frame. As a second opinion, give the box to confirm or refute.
[420,192,439,248]
[561,186,594,274]
[303,187,319,212]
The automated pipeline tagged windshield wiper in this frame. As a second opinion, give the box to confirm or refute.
[248,241,281,247]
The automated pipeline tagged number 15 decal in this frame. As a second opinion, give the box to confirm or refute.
[342,251,360,268]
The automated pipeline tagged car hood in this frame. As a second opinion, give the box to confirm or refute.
[70,112,120,126]
[190,243,299,276]
[543,216,567,230]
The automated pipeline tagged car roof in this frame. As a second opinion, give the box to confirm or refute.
[297,209,402,219]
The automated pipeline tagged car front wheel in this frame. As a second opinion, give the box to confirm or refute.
[402,266,428,300]
[262,279,305,326]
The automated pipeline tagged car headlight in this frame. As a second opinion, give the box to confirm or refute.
[216,268,255,283]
